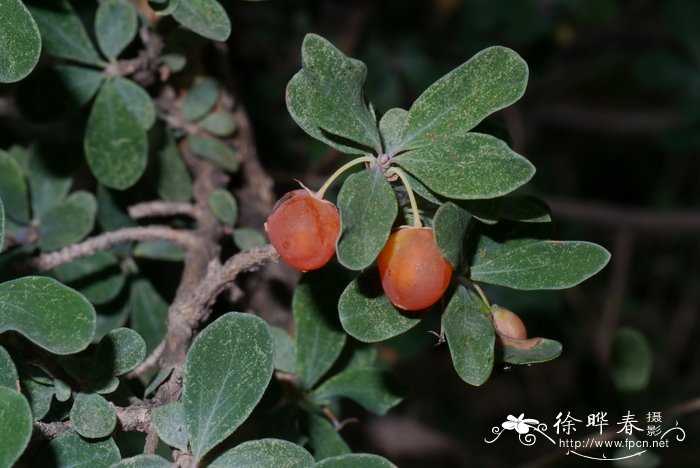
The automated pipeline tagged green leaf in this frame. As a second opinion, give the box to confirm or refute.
[0,386,32,467]
[433,202,472,271]
[0,345,18,389]
[183,78,220,122]
[311,368,407,415]
[0,197,4,252]
[95,0,138,61]
[54,377,71,402]
[270,326,296,374]
[21,377,54,420]
[95,300,131,342]
[188,135,239,172]
[500,336,562,365]
[85,80,148,190]
[611,328,652,392]
[293,268,347,389]
[442,286,494,386]
[130,278,168,354]
[338,269,421,342]
[336,169,397,270]
[112,77,156,130]
[28,0,105,67]
[27,143,73,218]
[55,252,126,305]
[470,240,611,290]
[209,439,315,468]
[378,108,407,152]
[143,366,173,398]
[0,276,95,354]
[70,392,117,439]
[109,454,172,468]
[456,198,504,225]
[183,312,274,461]
[500,196,551,223]
[94,328,147,377]
[304,411,350,461]
[286,34,381,154]
[0,151,30,224]
[0,0,41,83]
[172,0,231,41]
[156,130,193,202]
[314,453,394,468]
[149,0,181,17]
[39,190,97,251]
[34,430,120,468]
[394,133,535,199]
[153,402,188,451]
[208,189,238,226]
[133,241,186,262]
[232,228,266,250]
[201,111,236,136]
[397,46,528,151]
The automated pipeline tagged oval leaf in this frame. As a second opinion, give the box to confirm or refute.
[70,392,117,439]
[315,453,394,468]
[286,34,381,154]
[0,386,32,467]
[183,312,274,461]
[85,80,148,190]
[338,269,420,343]
[611,328,652,392]
[500,336,562,365]
[200,111,236,136]
[270,326,296,374]
[442,286,494,386]
[209,439,315,468]
[398,46,528,150]
[39,190,97,251]
[93,327,147,377]
[433,202,472,271]
[336,169,397,270]
[311,368,407,416]
[34,430,120,468]
[293,269,347,389]
[0,197,4,252]
[156,130,193,202]
[378,108,407,153]
[188,135,239,172]
[304,411,350,461]
[395,133,535,200]
[0,345,18,389]
[129,278,168,354]
[470,240,611,290]
[500,196,551,223]
[95,0,138,61]
[172,0,231,41]
[110,454,172,468]
[112,77,156,129]
[26,143,73,218]
[0,276,95,354]
[28,0,104,66]
[232,228,266,250]
[183,78,220,122]
[22,377,54,421]
[208,189,238,226]
[0,151,30,224]
[55,252,125,305]
[153,402,188,451]
[0,0,41,83]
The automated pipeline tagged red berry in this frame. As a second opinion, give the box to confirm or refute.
[266,189,340,271]
[377,227,453,311]
[491,305,527,339]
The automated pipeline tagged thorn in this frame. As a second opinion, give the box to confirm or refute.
[428,326,445,346]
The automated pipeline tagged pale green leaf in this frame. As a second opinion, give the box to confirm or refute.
[54,377,71,402]
[183,312,274,461]
[0,0,41,83]
[314,453,394,468]
[130,278,168,354]
[270,326,296,374]
[200,111,236,136]
[442,286,494,386]
[0,151,29,224]
[95,0,138,60]
[156,130,193,202]
[208,189,238,226]
[311,368,407,415]
[0,198,4,252]
[233,228,266,250]
[336,169,397,270]
[109,454,172,468]
[378,108,407,153]
[433,202,472,271]
[500,336,562,365]
[112,77,156,129]
[28,0,105,67]
[70,392,117,439]
[39,191,97,251]
[183,78,219,121]
[0,345,18,389]
[85,80,148,190]
[172,0,231,41]
[293,269,347,389]
[188,135,239,172]
[0,276,96,354]
[338,269,420,343]
[153,402,188,451]
[33,430,120,468]
[209,438,315,468]
[395,133,534,199]
[398,46,528,150]
[611,328,652,392]
[286,34,381,154]
[55,252,126,305]
[0,386,32,467]
[144,366,173,398]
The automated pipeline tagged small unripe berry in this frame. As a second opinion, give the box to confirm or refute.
[377,227,452,311]
[266,189,340,271]
[491,305,527,339]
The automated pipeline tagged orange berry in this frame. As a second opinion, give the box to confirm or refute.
[491,305,527,339]
[266,189,340,271]
[377,227,452,311]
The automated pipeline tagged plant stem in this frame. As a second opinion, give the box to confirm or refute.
[387,167,422,228]
[315,155,376,199]
[472,282,491,308]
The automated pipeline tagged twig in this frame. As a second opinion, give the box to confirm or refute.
[128,201,198,219]
[126,340,166,380]
[27,226,202,271]
[33,421,71,441]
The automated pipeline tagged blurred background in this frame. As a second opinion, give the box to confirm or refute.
[225,0,700,466]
